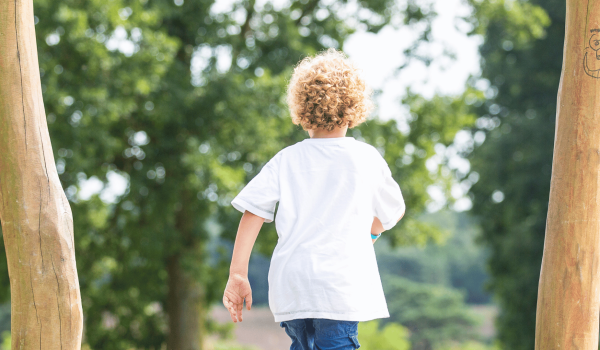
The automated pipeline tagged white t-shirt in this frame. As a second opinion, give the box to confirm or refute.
[230,136,406,322]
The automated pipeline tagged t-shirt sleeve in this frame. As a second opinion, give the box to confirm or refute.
[373,159,406,230]
[230,152,281,223]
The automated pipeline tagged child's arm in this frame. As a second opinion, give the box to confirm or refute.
[371,210,405,244]
[371,217,384,244]
[223,210,265,322]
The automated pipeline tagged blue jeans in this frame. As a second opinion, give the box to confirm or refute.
[279,318,361,350]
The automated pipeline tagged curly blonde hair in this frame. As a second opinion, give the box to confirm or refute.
[286,48,374,132]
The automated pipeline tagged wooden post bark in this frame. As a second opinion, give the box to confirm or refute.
[535,1,600,349]
[0,0,83,349]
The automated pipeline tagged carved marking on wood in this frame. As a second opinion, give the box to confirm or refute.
[584,29,600,78]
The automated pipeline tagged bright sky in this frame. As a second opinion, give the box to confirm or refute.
[344,0,482,211]
[80,0,482,212]
[345,0,481,121]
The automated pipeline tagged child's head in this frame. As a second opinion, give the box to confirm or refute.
[286,48,374,132]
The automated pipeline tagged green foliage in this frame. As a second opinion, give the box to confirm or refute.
[210,340,261,350]
[0,302,8,335]
[377,210,492,304]
[389,88,486,250]
[357,320,411,350]
[0,331,9,350]
[466,0,550,48]
[205,315,236,340]
[380,274,484,350]
[463,0,560,349]
[437,340,502,350]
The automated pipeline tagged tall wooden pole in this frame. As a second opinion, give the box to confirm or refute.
[0,0,83,349]
[535,1,600,349]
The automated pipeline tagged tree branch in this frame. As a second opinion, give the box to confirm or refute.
[240,0,255,40]
[231,0,256,70]
[295,0,320,26]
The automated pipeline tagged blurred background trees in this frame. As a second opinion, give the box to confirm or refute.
[465,0,561,349]
[0,0,570,348]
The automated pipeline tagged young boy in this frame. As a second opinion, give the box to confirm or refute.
[222,48,406,350]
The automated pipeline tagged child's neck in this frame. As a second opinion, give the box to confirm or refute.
[308,126,348,139]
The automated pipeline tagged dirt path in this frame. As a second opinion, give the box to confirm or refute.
[210,305,291,350]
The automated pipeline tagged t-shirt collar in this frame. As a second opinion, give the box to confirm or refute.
[302,136,355,142]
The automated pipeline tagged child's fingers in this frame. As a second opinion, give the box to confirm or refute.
[231,304,238,322]
[223,297,238,322]
[246,294,253,310]
[237,302,243,321]
[228,307,236,322]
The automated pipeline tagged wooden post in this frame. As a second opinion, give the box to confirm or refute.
[535,1,600,349]
[0,0,83,349]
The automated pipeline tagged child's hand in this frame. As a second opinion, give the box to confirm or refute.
[223,273,253,323]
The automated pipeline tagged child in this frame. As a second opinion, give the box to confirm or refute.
[222,48,406,350]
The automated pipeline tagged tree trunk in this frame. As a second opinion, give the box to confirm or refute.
[535,1,600,349]
[0,0,83,349]
[166,253,206,350]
